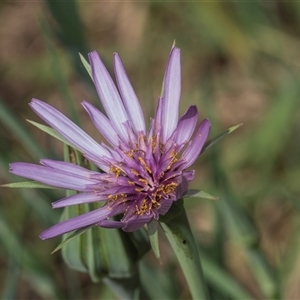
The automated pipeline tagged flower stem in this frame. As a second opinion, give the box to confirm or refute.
[161,208,210,300]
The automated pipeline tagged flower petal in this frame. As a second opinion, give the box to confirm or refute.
[40,159,98,178]
[88,51,129,140]
[175,106,198,145]
[182,119,211,169]
[153,96,163,136]
[9,162,97,191]
[183,170,195,182]
[81,101,119,147]
[30,99,110,161]
[176,175,188,199]
[157,199,174,215]
[113,53,146,134]
[161,47,181,142]
[122,214,153,232]
[40,206,111,239]
[98,219,125,228]
[52,192,107,208]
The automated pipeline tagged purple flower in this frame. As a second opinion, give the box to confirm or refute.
[9,47,211,239]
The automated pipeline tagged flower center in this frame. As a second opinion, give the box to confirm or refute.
[107,136,183,217]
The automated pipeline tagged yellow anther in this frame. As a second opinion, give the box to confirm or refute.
[138,178,148,185]
[164,182,177,194]
[110,165,122,177]
[166,150,179,170]
[131,169,139,176]
[138,156,152,174]
[126,150,134,158]
[128,180,135,185]
[135,198,150,215]
[108,193,126,202]
[150,136,156,153]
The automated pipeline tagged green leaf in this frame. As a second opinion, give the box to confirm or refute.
[2,181,59,189]
[147,220,161,262]
[51,225,94,254]
[79,53,93,80]
[203,123,243,151]
[184,189,220,201]
[101,228,135,279]
[61,203,91,273]
[27,119,66,143]
[161,208,210,300]
[27,119,80,151]
[127,228,150,260]
[159,199,184,223]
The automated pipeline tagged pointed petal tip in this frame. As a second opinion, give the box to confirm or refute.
[39,228,53,240]
[39,233,47,240]
[88,50,98,58]
[29,98,39,108]
[88,51,101,66]
[170,46,181,56]
[9,162,22,173]
[203,118,211,129]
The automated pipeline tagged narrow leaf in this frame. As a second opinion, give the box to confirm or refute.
[27,119,80,151]
[79,53,93,80]
[51,225,93,254]
[184,189,220,201]
[203,123,243,151]
[161,208,210,300]
[147,220,161,262]
[2,181,59,189]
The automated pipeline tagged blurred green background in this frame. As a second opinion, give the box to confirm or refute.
[1,1,300,299]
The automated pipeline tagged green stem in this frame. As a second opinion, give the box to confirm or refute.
[161,208,210,300]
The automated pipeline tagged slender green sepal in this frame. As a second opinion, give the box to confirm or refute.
[79,53,93,80]
[27,120,77,149]
[51,225,94,254]
[203,123,243,152]
[147,220,161,262]
[1,181,59,189]
[184,189,220,201]
[161,206,210,300]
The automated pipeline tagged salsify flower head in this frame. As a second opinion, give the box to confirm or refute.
[9,47,211,239]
